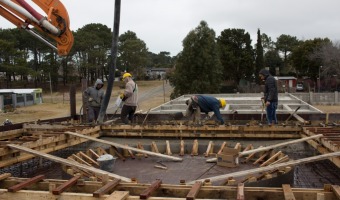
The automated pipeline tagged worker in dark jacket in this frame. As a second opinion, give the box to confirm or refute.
[185,95,226,125]
[83,79,105,123]
[259,69,278,125]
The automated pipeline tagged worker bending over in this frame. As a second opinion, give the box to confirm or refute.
[185,95,226,125]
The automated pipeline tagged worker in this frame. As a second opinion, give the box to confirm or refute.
[3,119,12,126]
[120,72,138,124]
[185,95,226,125]
[259,69,278,125]
[83,79,105,124]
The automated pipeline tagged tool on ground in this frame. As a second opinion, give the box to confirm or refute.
[285,106,301,124]
[260,99,265,122]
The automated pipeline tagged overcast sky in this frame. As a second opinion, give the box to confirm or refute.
[1,0,340,56]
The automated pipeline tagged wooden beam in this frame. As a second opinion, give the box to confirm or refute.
[139,179,162,199]
[151,141,159,153]
[204,141,213,157]
[331,185,340,199]
[0,173,11,181]
[105,191,129,200]
[52,176,80,195]
[240,134,322,156]
[7,144,131,182]
[237,183,244,200]
[180,140,185,156]
[191,139,198,156]
[8,175,45,192]
[165,140,172,156]
[217,141,227,154]
[65,131,182,161]
[93,179,121,197]
[282,184,296,200]
[206,134,323,163]
[260,151,282,167]
[186,181,202,200]
[190,151,340,184]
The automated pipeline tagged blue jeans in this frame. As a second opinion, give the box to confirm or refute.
[266,101,278,125]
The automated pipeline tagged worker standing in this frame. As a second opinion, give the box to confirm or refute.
[259,69,278,125]
[120,73,138,124]
[83,79,105,124]
[185,95,226,125]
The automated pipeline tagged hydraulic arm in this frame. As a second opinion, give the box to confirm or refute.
[0,0,73,55]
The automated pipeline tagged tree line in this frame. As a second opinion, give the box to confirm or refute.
[0,21,339,97]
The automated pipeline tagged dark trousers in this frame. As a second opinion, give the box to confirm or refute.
[88,106,100,123]
[121,105,137,124]
[266,101,278,125]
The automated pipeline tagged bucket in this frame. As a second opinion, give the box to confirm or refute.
[96,154,116,172]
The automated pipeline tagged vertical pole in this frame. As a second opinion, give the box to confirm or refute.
[70,85,76,120]
[163,79,165,103]
[49,72,53,103]
[82,79,88,123]
[97,0,121,123]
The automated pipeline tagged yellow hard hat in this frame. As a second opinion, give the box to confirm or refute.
[219,99,226,108]
[123,72,132,80]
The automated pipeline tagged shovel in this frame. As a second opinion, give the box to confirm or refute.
[260,99,265,122]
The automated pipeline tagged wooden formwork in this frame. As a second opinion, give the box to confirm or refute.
[302,127,340,167]
[0,175,339,200]
[0,124,101,168]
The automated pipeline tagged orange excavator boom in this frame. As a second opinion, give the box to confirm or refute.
[0,0,73,56]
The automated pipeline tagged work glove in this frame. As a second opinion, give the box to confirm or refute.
[119,93,125,100]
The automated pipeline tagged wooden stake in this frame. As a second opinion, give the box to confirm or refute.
[180,140,185,156]
[191,139,198,156]
[165,140,172,156]
[282,184,296,200]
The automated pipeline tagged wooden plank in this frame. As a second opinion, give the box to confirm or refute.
[282,184,296,200]
[65,131,182,161]
[180,140,185,156]
[260,151,282,167]
[52,175,80,195]
[7,144,131,182]
[207,134,323,163]
[191,139,198,156]
[151,141,159,153]
[253,151,271,165]
[8,175,45,192]
[186,181,202,200]
[190,150,340,184]
[93,179,121,197]
[165,140,172,156]
[140,179,162,199]
[204,141,213,157]
[105,191,129,200]
[331,185,340,199]
[0,173,11,181]
[79,151,100,167]
[217,141,227,154]
[87,149,100,159]
[237,183,244,200]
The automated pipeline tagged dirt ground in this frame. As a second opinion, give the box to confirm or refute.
[1,81,340,124]
[0,80,173,124]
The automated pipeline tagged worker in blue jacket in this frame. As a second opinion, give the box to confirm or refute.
[185,95,226,125]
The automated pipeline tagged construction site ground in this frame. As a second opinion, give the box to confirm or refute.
[1,80,340,190]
